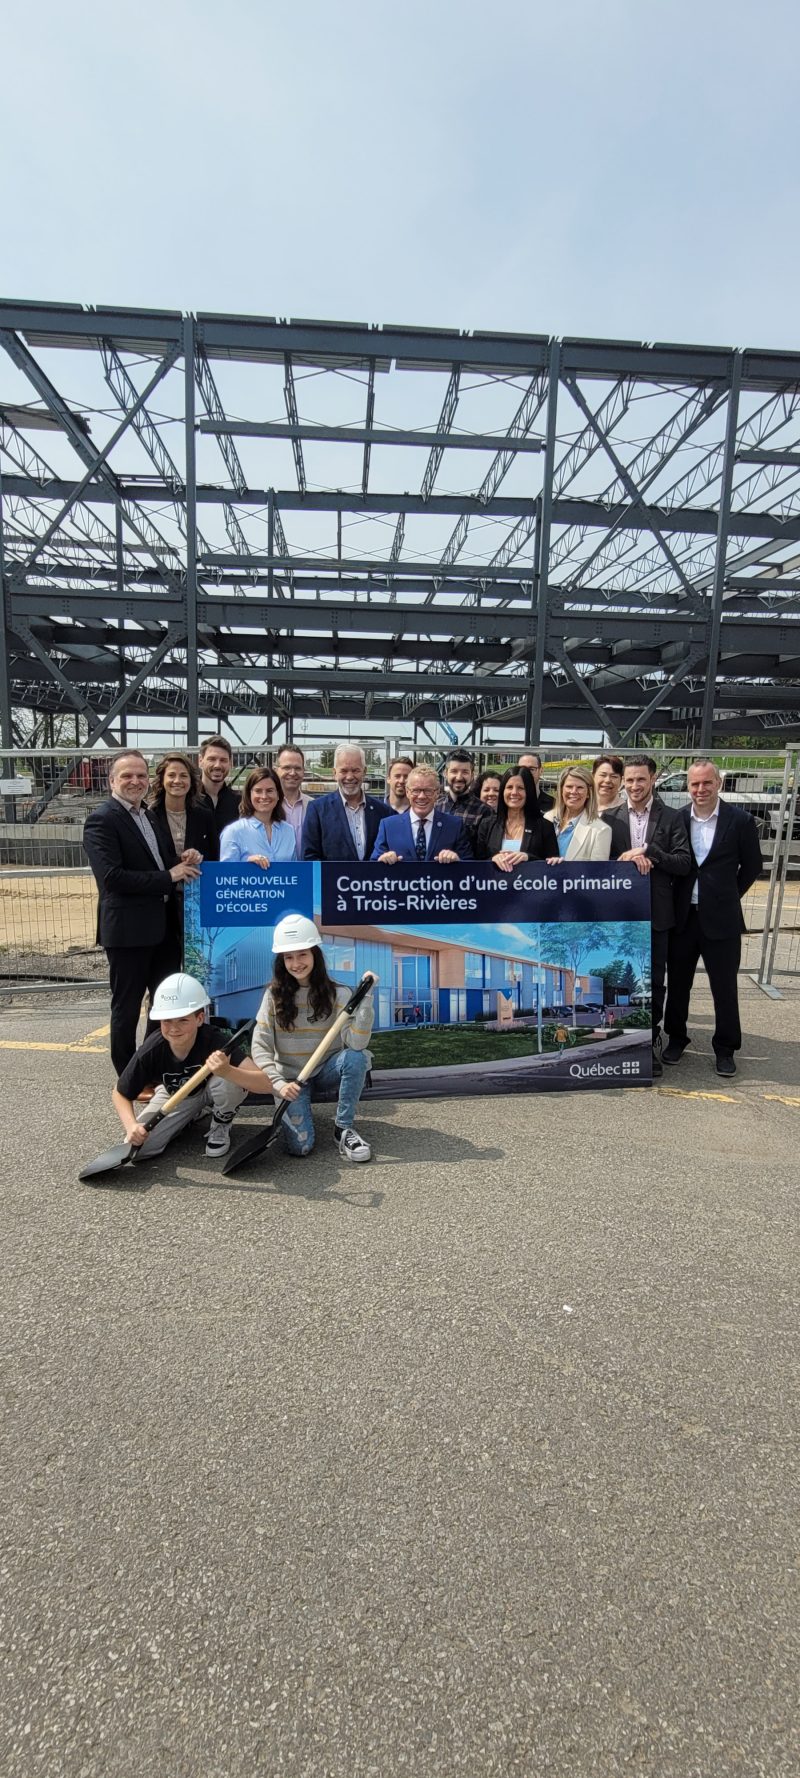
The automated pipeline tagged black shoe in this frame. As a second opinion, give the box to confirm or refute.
[715,1053,736,1078]
[662,1039,689,1066]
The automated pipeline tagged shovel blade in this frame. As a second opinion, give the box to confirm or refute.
[79,1143,138,1183]
[221,1111,285,1177]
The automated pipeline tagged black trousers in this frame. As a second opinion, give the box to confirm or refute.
[106,931,181,1077]
[665,910,742,1056]
[651,927,669,1036]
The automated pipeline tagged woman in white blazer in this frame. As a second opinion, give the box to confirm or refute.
[545,765,612,861]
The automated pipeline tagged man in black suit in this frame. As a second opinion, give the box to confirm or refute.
[604,754,692,1076]
[663,759,763,1078]
[302,744,390,862]
[83,751,201,1075]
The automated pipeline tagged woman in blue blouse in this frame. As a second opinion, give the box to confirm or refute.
[219,766,298,866]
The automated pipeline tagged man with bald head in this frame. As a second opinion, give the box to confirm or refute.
[663,759,763,1077]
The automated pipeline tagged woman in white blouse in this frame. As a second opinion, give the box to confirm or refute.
[545,765,612,862]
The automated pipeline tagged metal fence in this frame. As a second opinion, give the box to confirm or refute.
[0,745,797,990]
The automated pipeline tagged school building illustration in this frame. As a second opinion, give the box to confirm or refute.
[205,919,603,1029]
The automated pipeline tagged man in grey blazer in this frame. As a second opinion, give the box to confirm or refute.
[604,754,692,1076]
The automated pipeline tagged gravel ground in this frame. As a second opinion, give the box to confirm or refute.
[0,979,798,1778]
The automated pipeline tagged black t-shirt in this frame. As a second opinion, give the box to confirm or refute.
[117,1025,220,1101]
[197,782,242,844]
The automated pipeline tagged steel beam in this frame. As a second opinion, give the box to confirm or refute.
[700,352,742,746]
[550,645,621,743]
[529,341,561,741]
[184,316,199,744]
[199,417,545,453]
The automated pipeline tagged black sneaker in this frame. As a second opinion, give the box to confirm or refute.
[715,1053,736,1078]
[662,1039,689,1066]
[334,1125,372,1164]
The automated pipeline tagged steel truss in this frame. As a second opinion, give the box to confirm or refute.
[2,299,800,755]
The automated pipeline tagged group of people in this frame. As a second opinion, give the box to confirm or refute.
[82,736,763,1172]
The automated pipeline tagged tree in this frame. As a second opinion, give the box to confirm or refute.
[543,922,613,1025]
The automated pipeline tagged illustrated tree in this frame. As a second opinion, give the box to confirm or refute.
[588,954,627,1002]
[614,920,652,1000]
[544,922,614,1025]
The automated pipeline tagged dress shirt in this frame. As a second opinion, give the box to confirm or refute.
[556,819,577,858]
[283,793,309,852]
[219,817,298,863]
[689,803,720,904]
[339,787,367,860]
[112,792,166,869]
[628,797,653,850]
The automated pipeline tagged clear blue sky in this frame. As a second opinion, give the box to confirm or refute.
[3,0,798,348]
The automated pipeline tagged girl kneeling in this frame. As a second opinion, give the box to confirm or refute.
[252,915,375,1163]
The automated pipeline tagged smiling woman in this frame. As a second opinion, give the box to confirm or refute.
[219,765,298,867]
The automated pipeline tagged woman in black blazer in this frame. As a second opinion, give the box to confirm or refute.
[472,765,553,871]
[146,751,218,937]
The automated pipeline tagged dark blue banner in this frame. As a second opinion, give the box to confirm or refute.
[320,860,649,926]
[199,861,314,927]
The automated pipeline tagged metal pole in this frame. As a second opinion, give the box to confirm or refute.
[0,460,14,750]
[530,340,561,743]
[183,316,199,746]
[756,749,796,987]
[700,350,741,748]
[266,490,274,747]
[115,505,128,744]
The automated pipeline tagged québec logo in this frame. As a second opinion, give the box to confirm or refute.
[569,1058,642,1079]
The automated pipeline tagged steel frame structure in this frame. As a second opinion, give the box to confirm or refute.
[2,298,800,758]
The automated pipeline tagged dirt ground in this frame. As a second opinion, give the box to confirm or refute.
[0,872,99,965]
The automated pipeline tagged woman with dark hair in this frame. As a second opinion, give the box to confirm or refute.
[147,751,217,869]
[474,770,502,812]
[472,765,554,872]
[219,765,297,866]
[251,914,376,1162]
[592,754,626,812]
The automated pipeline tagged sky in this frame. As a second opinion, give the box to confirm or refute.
[2,0,799,754]
[3,0,799,347]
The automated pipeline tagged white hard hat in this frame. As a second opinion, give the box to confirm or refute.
[272,913,322,952]
[150,972,210,1017]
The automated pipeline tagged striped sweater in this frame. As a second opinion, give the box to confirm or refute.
[251,982,374,1086]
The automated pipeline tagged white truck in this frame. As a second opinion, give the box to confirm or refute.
[656,767,788,841]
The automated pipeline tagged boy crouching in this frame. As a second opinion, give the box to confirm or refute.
[112,972,266,1159]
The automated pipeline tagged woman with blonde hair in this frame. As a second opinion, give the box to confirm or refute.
[545,764,612,862]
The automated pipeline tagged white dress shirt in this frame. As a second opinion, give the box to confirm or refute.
[690,803,720,904]
[628,796,653,851]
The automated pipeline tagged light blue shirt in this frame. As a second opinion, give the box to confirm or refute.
[219,817,297,863]
[557,819,577,857]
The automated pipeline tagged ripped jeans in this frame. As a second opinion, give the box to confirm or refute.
[279,1048,370,1156]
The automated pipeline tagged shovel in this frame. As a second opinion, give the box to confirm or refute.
[79,1021,255,1183]
[221,974,374,1177]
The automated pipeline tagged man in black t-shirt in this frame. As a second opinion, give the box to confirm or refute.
[112,972,264,1159]
[196,735,242,848]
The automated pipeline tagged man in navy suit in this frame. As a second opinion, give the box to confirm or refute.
[371,765,473,862]
[83,751,201,1074]
[302,743,390,862]
[663,759,763,1078]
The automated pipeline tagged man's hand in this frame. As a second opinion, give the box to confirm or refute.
[247,854,272,869]
[618,847,653,875]
[377,850,399,863]
[276,1080,302,1101]
[169,859,201,882]
[434,848,459,863]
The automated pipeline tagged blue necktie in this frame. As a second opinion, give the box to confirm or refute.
[415,819,427,860]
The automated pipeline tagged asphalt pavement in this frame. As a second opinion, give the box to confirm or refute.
[0,974,798,1777]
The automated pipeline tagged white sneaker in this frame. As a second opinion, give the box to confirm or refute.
[205,1115,233,1157]
[335,1125,372,1164]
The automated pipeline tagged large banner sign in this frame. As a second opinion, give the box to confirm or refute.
[185,861,652,1095]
